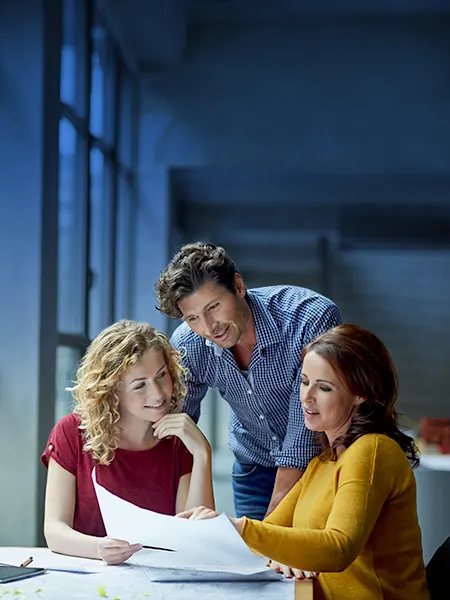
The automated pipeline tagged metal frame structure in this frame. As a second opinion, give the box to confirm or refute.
[56,0,138,396]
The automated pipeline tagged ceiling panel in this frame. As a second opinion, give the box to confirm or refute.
[183,0,450,21]
[171,168,450,207]
[171,167,450,245]
[103,0,450,68]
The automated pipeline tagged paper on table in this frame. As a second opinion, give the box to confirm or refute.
[127,548,276,576]
[0,547,106,574]
[128,560,282,582]
[92,468,268,573]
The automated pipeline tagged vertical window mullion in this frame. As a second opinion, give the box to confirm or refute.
[56,0,91,423]
[84,0,93,338]
[110,52,121,322]
[131,77,139,175]
[76,129,89,335]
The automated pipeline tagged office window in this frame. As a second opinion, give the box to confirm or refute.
[90,24,116,144]
[115,174,135,320]
[89,147,114,338]
[58,118,87,334]
[56,0,138,421]
[118,70,136,169]
[60,0,87,115]
[55,346,80,422]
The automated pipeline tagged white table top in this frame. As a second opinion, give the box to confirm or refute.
[0,547,313,600]
[419,454,450,471]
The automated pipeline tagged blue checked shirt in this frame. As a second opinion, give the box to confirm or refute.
[170,286,342,470]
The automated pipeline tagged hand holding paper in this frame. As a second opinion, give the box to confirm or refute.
[175,506,220,520]
[176,505,246,539]
[92,468,269,575]
[96,537,143,565]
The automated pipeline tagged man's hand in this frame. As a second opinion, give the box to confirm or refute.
[152,413,211,458]
[270,560,318,580]
[97,537,142,564]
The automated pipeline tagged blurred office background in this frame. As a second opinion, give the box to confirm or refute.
[1,0,450,561]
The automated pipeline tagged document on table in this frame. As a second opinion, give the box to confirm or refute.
[128,557,282,582]
[92,468,272,578]
[0,547,106,574]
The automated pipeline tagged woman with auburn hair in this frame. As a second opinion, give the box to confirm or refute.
[178,324,429,600]
[42,320,214,565]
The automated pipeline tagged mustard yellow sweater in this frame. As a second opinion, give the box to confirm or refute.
[241,434,429,600]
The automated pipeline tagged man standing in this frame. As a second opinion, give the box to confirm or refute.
[155,242,341,520]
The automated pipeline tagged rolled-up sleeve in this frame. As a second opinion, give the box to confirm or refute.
[41,415,80,475]
[274,302,342,469]
[182,366,209,423]
[170,329,208,423]
[274,370,319,469]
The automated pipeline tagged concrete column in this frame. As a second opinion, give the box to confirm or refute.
[0,0,61,545]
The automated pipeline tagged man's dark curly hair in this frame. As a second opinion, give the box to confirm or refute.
[155,242,240,319]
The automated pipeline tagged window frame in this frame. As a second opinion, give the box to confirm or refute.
[56,0,138,420]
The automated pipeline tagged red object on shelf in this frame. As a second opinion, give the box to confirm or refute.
[421,418,450,454]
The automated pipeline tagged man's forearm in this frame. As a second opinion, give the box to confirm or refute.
[265,467,304,516]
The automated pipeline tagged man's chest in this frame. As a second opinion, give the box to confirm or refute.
[231,343,253,370]
[206,343,300,400]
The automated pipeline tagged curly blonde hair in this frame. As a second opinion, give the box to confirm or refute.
[70,320,187,465]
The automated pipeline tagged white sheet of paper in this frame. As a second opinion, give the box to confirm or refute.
[92,468,268,574]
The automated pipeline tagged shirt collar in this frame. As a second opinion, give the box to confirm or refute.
[205,289,282,356]
[205,337,224,356]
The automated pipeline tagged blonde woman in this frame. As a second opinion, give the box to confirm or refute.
[41,320,214,565]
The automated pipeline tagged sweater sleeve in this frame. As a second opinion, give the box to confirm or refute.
[241,435,410,572]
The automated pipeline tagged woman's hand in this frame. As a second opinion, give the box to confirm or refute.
[270,560,318,580]
[97,537,142,565]
[176,507,244,534]
[176,506,220,520]
[152,414,211,458]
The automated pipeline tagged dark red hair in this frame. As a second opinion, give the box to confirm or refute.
[302,324,419,466]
